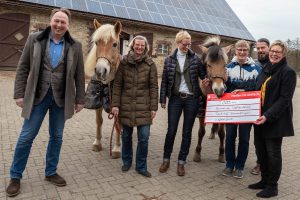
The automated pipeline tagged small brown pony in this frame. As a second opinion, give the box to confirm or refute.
[85,19,122,158]
[193,36,232,163]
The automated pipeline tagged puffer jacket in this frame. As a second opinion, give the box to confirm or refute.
[112,51,158,127]
[160,49,206,103]
[226,56,261,92]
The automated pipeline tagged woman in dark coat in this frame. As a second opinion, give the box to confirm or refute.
[248,40,297,198]
[111,35,158,178]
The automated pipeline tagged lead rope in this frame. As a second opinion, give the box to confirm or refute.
[108,81,122,157]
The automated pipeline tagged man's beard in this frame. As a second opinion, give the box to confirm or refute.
[258,54,268,63]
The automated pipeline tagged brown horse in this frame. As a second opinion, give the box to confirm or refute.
[193,36,232,163]
[85,19,122,158]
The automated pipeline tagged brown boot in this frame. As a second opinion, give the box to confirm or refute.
[177,164,185,176]
[45,173,66,187]
[6,179,21,197]
[159,161,170,173]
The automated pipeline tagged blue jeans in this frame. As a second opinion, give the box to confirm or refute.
[10,89,65,179]
[225,123,252,170]
[122,124,150,173]
[163,96,198,163]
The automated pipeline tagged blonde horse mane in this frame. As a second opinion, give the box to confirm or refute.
[203,36,221,47]
[202,36,229,64]
[85,23,119,77]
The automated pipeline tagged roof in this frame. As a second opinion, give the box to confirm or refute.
[20,0,254,41]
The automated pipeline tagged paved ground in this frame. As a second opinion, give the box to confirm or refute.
[1,71,300,200]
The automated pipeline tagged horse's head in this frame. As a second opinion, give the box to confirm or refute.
[199,36,233,98]
[85,19,122,84]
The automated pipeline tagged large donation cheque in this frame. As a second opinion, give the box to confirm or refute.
[205,91,261,124]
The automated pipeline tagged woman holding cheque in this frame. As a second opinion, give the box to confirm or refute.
[222,40,261,179]
[248,40,297,198]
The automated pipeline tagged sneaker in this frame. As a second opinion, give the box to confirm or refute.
[6,179,21,197]
[45,173,66,187]
[233,169,243,179]
[251,164,260,175]
[222,168,233,177]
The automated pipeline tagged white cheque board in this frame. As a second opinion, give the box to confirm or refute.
[204,91,261,124]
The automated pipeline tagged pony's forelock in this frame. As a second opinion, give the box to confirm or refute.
[92,24,118,44]
[203,36,221,48]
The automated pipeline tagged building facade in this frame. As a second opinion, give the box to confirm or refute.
[0,0,254,76]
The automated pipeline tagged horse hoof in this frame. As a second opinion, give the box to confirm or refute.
[111,151,121,159]
[218,155,225,163]
[208,133,215,139]
[193,153,201,162]
[92,144,102,152]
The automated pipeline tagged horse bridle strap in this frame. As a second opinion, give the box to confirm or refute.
[97,56,112,66]
[207,73,226,81]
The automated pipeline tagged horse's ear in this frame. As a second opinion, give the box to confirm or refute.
[198,45,208,54]
[223,44,233,54]
[114,21,122,36]
[94,19,101,29]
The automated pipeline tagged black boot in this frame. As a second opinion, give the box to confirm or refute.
[248,180,267,190]
[256,186,278,198]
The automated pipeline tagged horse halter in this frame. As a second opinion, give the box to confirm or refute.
[205,63,227,82]
[206,72,227,82]
[96,56,112,67]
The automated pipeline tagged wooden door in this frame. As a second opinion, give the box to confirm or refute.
[0,13,30,70]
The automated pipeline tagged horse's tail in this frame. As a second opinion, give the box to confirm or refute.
[84,44,97,77]
[203,36,221,48]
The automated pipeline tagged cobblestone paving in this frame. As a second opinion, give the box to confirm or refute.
[1,71,300,200]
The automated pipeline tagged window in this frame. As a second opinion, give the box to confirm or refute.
[158,43,169,54]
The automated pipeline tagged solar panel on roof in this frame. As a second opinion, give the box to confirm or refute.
[114,5,129,19]
[172,16,185,28]
[181,18,194,30]
[39,0,54,5]
[145,1,158,13]
[101,0,111,3]
[72,0,87,11]
[161,14,175,27]
[176,8,188,19]
[111,0,124,6]
[127,8,142,21]
[100,3,116,17]
[134,0,148,10]
[21,0,255,40]
[153,0,163,4]
[163,0,173,6]
[150,12,164,25]
[139,10,153,23]
[124,0,136,8]
[56,0,71,8]
[86,0,101,14]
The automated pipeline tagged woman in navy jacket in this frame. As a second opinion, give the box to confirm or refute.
[248,40,297,198]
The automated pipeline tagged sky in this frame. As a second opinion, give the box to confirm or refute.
[225,0,300,42]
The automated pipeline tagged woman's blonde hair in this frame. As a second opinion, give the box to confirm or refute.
[128,35,149,54]
[270,40,288,56]
[175,30,191,44]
